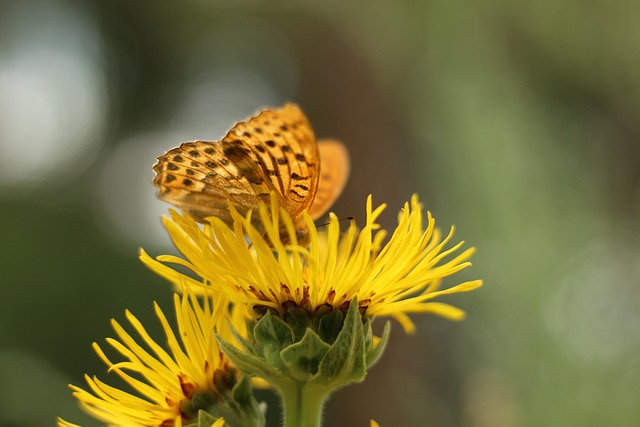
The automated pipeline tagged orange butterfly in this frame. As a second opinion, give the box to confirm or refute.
[153,103,349,243]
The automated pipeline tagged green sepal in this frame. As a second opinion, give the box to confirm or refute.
[227,318,260,355]
[184,391,216,416]
[254,311,294,369]
[231,375,258,408]
[232,373,254,406]
[197,410,218,427]
[284,304,311,341]
[314,299,366,389]
[311,304,333,330]
[363,317,373,353]
[181,377,266,427]
[365,320,391,368]
[281,328,331,381]
[316,307,344,344]
[245,317,257,342]
[220,297,391,416]
[232,375,267,426]
[217,335,283,383]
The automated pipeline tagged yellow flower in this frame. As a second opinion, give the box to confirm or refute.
[58,288,249,427]
[58,418,225,427]
[141,195,481,334]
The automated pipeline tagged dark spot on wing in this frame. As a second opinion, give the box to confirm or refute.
[295,154,306,162]
[281,145,292,153]
[289,189,304,198]
[183,178,193,186]
[223,146,250,160]
[166,174,176,183]
[173,155,184,163]
[276,157,288,165]
[265,140,276,147]
[205,161,218,168]
[241,168,264,185]
[295,184,309,191]
[255,145,266,153]
[220,158,229,166]
[254,127,263,134]
[204,147,215,155]
[188,150,200,157]
[186,169,195,176]
[167,163,179,171]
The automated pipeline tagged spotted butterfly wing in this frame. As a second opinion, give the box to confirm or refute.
[153,104,343,229]
[153,139,271,224]
[223,104,320,222]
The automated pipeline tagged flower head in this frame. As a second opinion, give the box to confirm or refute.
[141,195,481,334]
[59,288,263,427]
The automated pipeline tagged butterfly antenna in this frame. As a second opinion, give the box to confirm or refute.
[318,216,354,228]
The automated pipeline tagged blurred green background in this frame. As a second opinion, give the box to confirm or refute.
[2,0,639,426]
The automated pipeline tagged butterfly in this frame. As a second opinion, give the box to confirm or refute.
[153,103,349,244]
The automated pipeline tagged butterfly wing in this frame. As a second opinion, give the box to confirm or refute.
[307,139,350,220]
[228,103,320,220]
[153,103,320,224]
[153,139,273,223]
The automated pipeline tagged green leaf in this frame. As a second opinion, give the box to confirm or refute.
[315,299,366,389]
[365,321,391,368]
[281,329,331,381]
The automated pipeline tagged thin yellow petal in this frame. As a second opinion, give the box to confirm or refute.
[142,194,481,334]
[65,290,237,426]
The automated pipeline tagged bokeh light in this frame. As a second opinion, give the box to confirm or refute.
[0,0,106,191]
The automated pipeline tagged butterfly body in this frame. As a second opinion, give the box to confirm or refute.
[153,103,349,242]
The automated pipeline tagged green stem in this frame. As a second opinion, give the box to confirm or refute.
[280,383,329,427]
